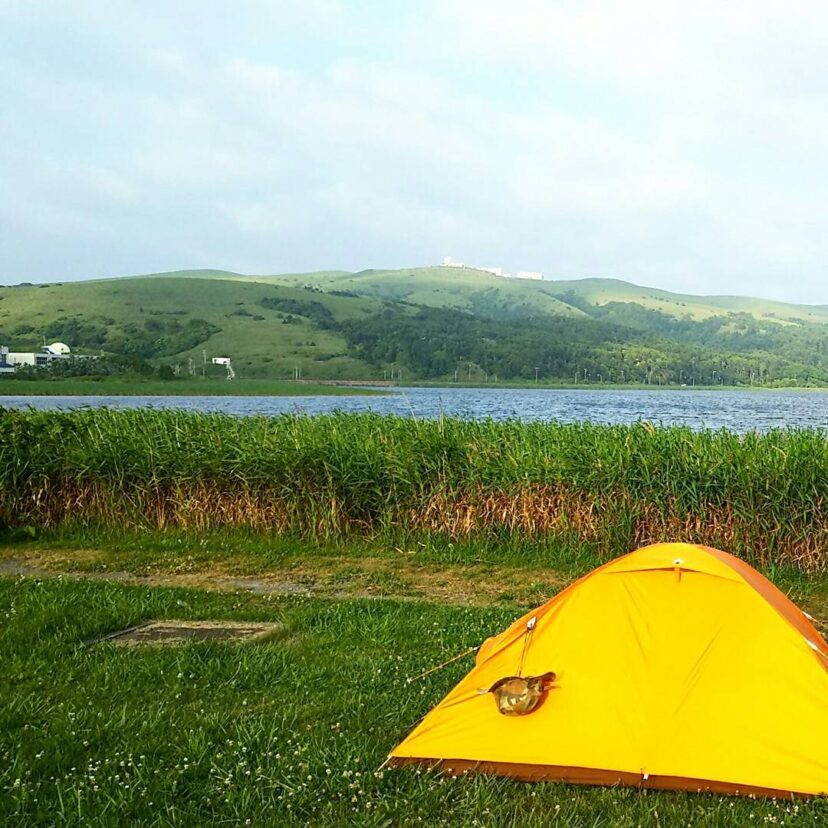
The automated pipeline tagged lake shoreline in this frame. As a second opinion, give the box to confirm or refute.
[402,380,828,392]
[0,377,385,397]
[1,386,827,431]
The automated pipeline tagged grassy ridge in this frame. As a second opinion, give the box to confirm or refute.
[271,266,828,324]
[2,409,827,572]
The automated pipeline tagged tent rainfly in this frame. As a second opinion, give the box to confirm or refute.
[389,543,828,796]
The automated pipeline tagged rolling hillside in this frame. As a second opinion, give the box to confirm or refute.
[267,266,588,320]
[3,266,828,385]
[0,276,394,379]
[546,278,828,325]
[221,266,828,325]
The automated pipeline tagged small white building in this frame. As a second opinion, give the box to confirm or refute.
[4,342,73,369]
[442,257,506,276]
[211,356,236,379]
[516,271,543,281]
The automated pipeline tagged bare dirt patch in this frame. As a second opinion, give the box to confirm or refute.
[96,619,282,646]
[2,545,825,621]
[0,546,569,608]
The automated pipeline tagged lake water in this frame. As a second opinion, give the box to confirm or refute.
[2,387,828,431]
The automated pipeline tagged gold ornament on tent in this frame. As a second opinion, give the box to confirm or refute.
[488,671,557,716]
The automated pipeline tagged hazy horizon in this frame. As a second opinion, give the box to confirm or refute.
[3,2,828,304]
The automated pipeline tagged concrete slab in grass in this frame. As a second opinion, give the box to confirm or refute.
[97,620,282,646]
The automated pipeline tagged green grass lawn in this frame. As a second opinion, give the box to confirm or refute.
[0,378,385,397]
[1,574,826,826]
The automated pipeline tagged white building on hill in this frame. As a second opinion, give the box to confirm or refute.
[3,342,73,369]
[211,356,236,380]
[442,258,541,280]
[442,257,503,276]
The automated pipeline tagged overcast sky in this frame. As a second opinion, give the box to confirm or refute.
[2,1,828,302]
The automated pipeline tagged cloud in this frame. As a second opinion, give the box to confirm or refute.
[1,1,828,301]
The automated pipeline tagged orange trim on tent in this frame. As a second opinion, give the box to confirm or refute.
[389,757,807,799]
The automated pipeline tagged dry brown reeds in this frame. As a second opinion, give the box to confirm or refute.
[2,408,827,572]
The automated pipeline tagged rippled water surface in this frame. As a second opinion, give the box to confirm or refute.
[3,387,828,431]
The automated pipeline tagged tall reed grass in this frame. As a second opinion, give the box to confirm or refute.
[1,408,827,572]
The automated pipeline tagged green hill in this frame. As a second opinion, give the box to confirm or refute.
[265,268,828,325]
[181,265,828,327]
[0,276,392,379]
[3,266,828,386]
[267,266,587,319]
[532,277,828,325]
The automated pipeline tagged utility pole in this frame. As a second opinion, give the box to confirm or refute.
[535,366,539,383]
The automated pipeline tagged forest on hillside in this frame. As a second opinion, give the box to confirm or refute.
[339,305,828,386]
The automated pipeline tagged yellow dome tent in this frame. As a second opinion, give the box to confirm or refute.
[390,543,828,796]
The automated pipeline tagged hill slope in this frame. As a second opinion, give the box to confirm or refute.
[222,266,828,325]
[272,266,587,320]
[3,267,828,386]
[547,277,828,325]
[0,277,394,379]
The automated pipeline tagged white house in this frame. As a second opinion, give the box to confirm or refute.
[4,342,73,369]
[516,271,543,281]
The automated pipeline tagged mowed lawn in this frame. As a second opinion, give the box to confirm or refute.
[1,577,825,827]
